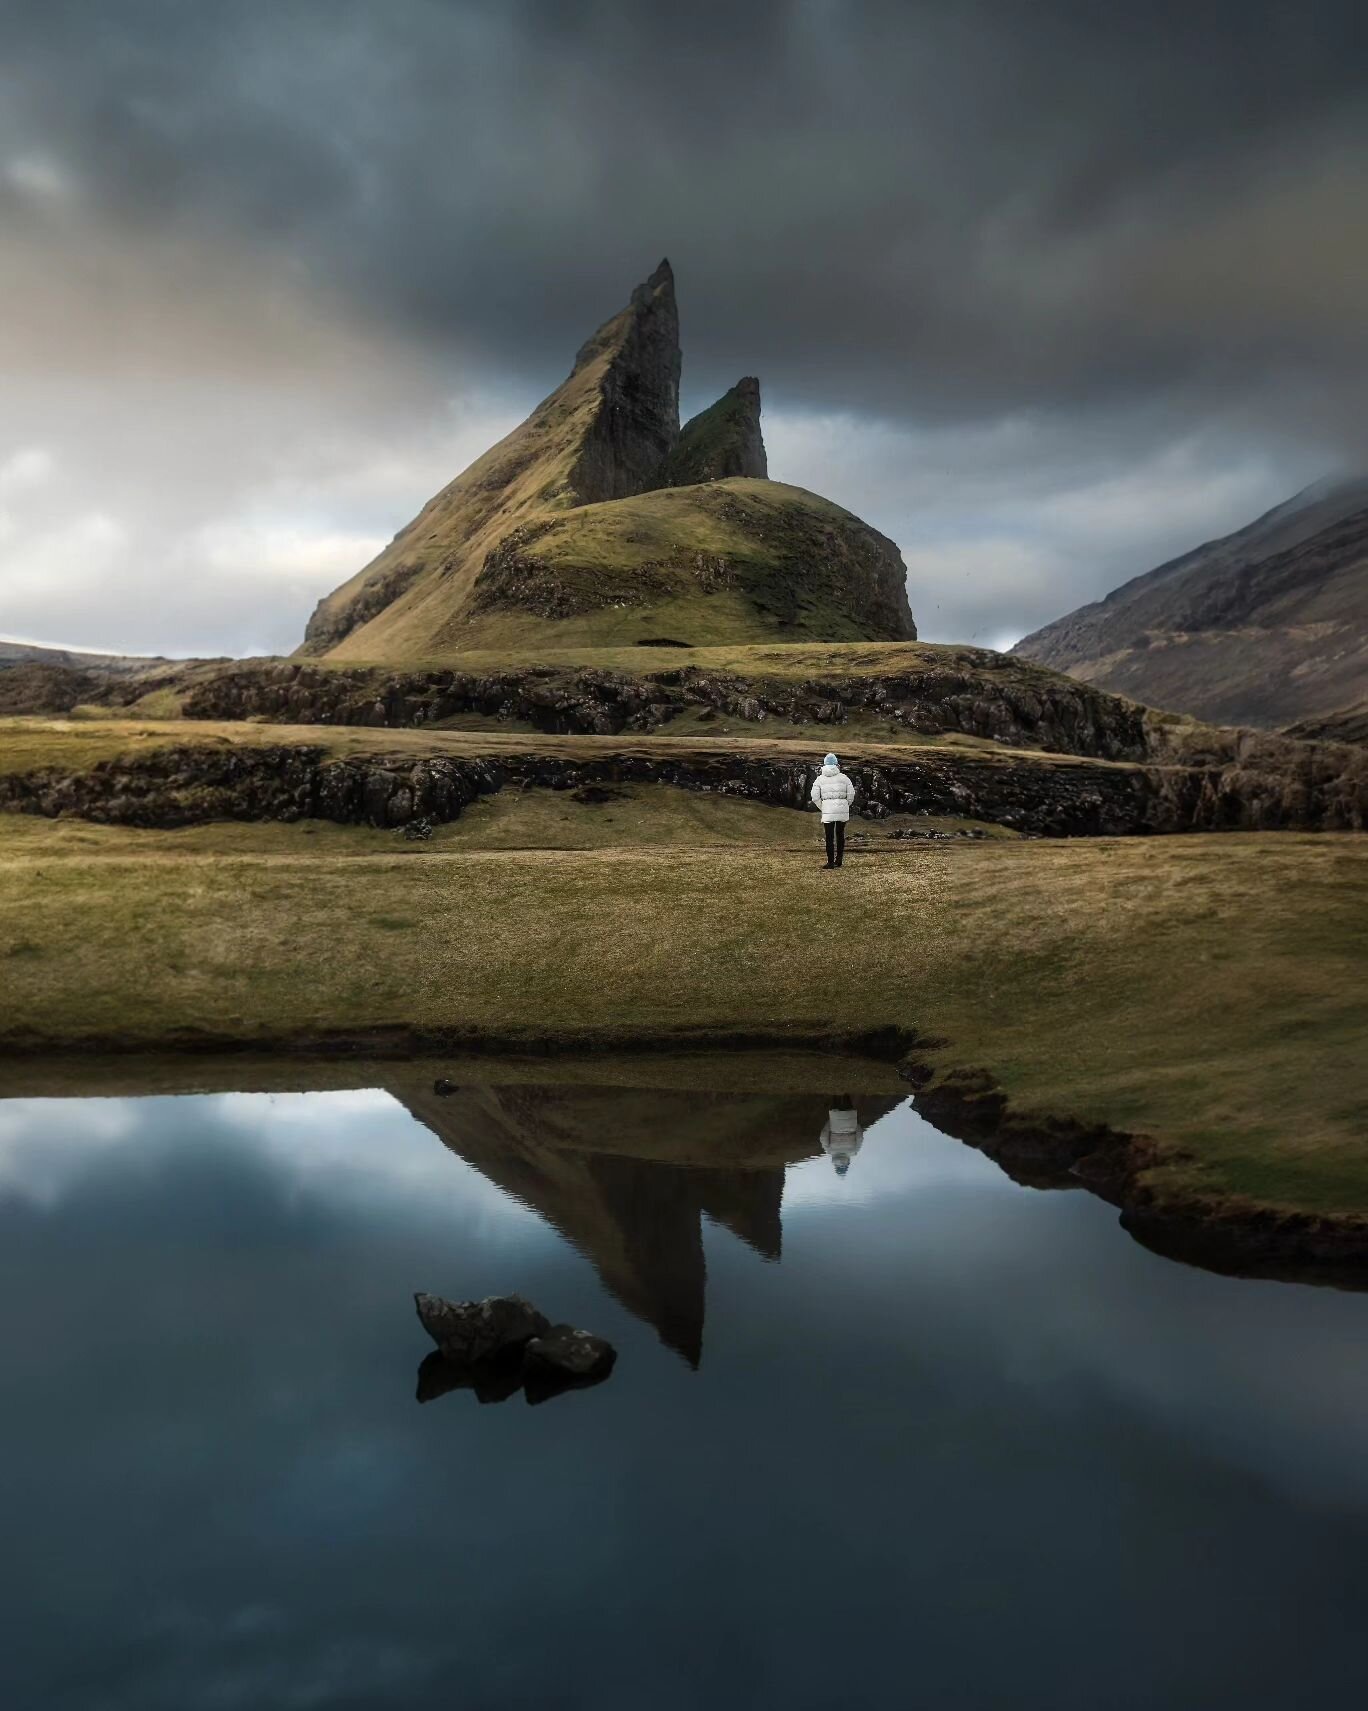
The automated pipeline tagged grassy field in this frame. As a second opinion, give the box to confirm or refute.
[2,811,1365,1222]
[0,791,1012,855]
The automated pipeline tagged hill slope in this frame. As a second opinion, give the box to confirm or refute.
[1011,478,1368,726]
[301,262,915,660]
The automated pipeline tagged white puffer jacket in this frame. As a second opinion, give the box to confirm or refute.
[820,1106,864,1158]
[810,764,856,823]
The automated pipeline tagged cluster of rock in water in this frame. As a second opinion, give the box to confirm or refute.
[414,1291,617,1407]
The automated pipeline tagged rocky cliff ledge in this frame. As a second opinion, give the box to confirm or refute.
[2,730,1363,835]
[179,652,1147,758]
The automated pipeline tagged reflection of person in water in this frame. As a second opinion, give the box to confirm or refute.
[820,1096,864,1176]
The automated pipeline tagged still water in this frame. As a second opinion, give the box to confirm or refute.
[3,1070,1368,1709]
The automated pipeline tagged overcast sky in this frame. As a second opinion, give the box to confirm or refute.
[2,0,1366,659]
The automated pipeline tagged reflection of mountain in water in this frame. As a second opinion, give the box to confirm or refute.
[391,1079,902,1366]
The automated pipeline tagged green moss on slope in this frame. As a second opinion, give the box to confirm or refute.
[460,479,916,648]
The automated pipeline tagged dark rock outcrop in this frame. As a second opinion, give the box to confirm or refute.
[657,376,767,485]
[566,258,681,502]
[2,727,1363,835]
[413,1293,617,1406]
[413,1292,550,1364]
[178,652,1146,758]
[522,1326,618,1404]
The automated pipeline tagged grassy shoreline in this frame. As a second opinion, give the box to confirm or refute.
[3,816,1366,1231]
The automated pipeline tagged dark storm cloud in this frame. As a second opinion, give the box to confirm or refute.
[2,0,1366,652]
[7,0,1368,416]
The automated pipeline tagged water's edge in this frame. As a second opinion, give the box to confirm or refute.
[3,1027,1365,1287]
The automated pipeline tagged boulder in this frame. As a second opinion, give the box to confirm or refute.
[413,1292,550,1365]
[522,1325,618,1405]
[412,1296,618,1407]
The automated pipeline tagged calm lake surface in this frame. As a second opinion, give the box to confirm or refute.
[4,1073,1368,1710]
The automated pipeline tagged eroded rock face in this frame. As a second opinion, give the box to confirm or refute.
[2,729,1363,835]
[178,655,1145,758]
[298,261,684,658]
[567,259,681,503]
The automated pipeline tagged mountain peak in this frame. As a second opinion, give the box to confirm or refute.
[299,260,914,659]
[640,256,673,294]
[658,375,767,487]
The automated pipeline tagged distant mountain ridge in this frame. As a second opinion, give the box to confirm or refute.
[1011,478,1368,727]
[0,638,183,715]
[300,261,915,659]
[0,639,173,673]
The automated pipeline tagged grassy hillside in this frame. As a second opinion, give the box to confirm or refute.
[301,262,681,657]
[1286,699,1368,745]
[327,480,915,654]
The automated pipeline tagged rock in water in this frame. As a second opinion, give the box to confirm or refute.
[522,1325,618,1405]
[412,1296,619,1407]
[413,1292,551,1365]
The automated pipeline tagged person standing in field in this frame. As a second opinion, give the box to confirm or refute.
[810,752,856,868]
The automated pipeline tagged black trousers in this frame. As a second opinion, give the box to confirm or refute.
[824,821,846,865]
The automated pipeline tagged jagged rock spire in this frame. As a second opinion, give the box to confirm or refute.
[566,258,681,503]
[658,375,768,487]
[298,261,682,654]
